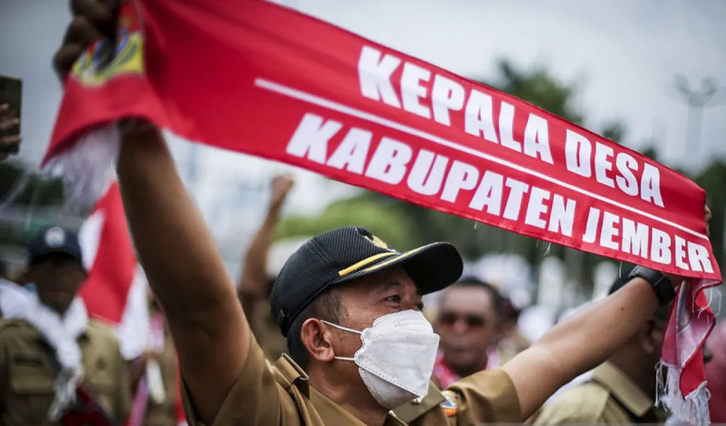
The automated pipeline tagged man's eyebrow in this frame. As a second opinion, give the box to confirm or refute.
[374,278,422,297]
[375,279,404,294]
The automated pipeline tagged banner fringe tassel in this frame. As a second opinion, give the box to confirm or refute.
[45,125,120,214]
[656,363,711,426]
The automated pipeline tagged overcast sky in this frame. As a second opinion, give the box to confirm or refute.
[2,0,725,228]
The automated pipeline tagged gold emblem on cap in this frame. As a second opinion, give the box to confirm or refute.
[364,234,389,249]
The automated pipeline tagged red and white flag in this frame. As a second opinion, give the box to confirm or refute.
[78,180,149,360]
[77,181,186,425]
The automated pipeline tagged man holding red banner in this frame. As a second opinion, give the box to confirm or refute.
[52,1,717,426]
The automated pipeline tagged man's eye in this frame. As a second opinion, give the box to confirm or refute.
[386,294,401,303]
[415,302,425,311]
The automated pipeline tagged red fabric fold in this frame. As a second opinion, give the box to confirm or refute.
[79,182,137,325]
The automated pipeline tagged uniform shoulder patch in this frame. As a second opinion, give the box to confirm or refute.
[0,319,39,341]
[86,320,120,342]
[0,318,32,330]
[87,319,114,332]
[440,390,460,417]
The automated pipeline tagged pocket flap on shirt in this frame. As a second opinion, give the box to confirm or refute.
[11,374,55,394]
[10,353,55,394]
[84,369,116,394]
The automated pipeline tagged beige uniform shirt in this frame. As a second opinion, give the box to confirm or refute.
[182,333,520,426]
[0,318,132,426]
[534,362,664,424]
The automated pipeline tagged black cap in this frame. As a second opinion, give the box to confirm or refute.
[28,227,83,265]
[271,226,463,336]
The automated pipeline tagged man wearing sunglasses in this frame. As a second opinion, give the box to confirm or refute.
[432,278,503,389]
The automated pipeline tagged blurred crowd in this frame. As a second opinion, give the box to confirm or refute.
[1,168,724,425]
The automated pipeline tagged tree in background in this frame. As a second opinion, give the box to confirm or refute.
[695,160,726,271]
[276,196,417,250]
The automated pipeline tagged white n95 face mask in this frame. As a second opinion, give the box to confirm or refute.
[323,309,440,409]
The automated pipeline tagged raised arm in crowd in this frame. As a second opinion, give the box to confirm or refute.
[237,175,293,328]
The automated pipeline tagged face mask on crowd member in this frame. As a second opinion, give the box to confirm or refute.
[25,227,87,315]
[271,227,462,410]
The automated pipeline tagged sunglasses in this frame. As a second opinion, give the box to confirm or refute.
[439,311,486,328]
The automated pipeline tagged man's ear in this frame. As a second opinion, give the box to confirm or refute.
[300,318,335,364]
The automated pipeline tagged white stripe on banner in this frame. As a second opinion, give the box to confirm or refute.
[253,78,709,241]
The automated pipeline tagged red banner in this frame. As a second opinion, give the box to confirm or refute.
[43,0,720,423]
[46,0,719,282]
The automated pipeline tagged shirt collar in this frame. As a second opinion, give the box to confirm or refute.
[309,386,408,426]
[32,325,90,343]
[274,353,310,396]
[591,362,654,417]
[275,355,409,426]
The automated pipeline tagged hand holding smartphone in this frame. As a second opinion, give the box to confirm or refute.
[0,75,22,159]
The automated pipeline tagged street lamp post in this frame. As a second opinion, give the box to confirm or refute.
[669,75,726,171]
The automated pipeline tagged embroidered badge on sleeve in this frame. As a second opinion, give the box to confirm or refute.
[440,390,459,417]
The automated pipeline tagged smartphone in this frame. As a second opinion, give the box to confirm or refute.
[0,75,22,154]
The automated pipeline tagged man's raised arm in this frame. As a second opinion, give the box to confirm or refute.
[116,126,249,424]
[503,275,667,420]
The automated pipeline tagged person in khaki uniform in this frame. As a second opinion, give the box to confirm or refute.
[128,296,181,426]
[535,362,667,424]
[54,5,704,425]
[533,270,680,425]
[0,319,131,425]
[141,327,179,426]
[0,227,131,425]
[237,174,295,362]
